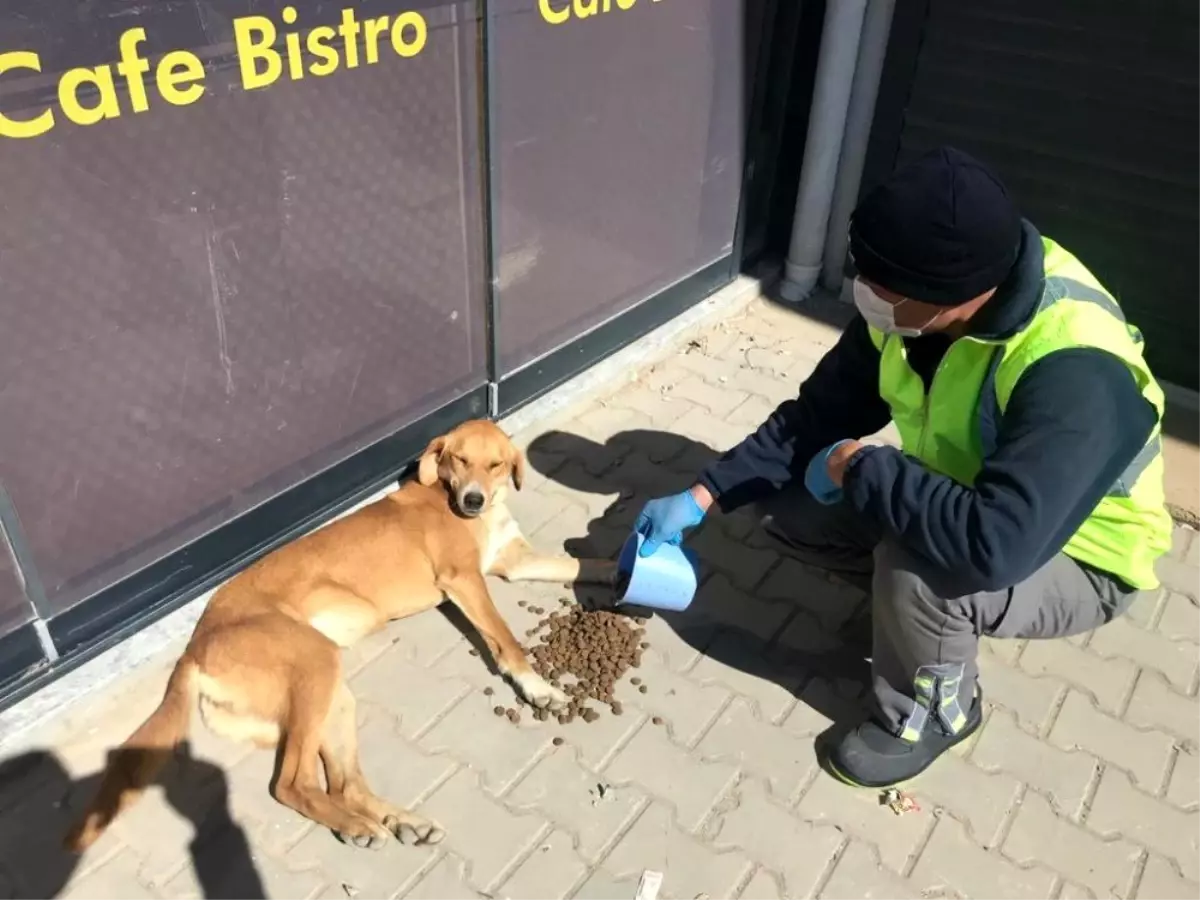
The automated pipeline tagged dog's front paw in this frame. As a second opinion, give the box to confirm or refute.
[514,671,569,711]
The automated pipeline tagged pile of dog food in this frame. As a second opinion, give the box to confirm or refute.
[492,599,657,727]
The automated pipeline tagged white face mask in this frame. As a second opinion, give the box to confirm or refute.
[852,279,933,338]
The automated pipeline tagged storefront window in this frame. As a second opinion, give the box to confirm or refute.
[0,1,488,617]
[490,0,743,373]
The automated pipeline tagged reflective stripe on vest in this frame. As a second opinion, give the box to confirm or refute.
[867,238,1172,589]
[976,274,1158,498]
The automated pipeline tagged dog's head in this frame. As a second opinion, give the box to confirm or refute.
[416,419,525,517]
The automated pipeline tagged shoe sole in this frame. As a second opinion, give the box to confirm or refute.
[822,712,984,790]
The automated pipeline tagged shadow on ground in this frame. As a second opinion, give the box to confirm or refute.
[526,427,873,735]
[0,744,264,899]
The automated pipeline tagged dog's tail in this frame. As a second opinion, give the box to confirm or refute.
[64,656,199,852]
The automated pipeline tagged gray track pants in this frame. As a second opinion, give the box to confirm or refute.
[757,485,1139,737]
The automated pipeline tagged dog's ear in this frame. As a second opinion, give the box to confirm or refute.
[509,445,526,491]
[417,436,446,487]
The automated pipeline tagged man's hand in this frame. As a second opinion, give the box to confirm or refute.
[804,439,867,505]
[826,439,866,487]
[633,485,712,557]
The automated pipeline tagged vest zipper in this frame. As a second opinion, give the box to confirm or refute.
[917,351,954,461]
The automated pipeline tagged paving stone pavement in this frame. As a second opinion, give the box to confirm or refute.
[1,297,1197,899]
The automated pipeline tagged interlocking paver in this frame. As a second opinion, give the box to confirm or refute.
[286,821,437,900]
[1124,588,1166,630]
[1049,690,1176,791]
[690,531,786,594]
[1004,790,1141,898]
[1166,746,1199,810]
[794,775,930,874]
[417,695,549,796]
[670,404,744,452]
[978,648,1064,734]
[604,723,738,833]
[1020,638,1138,714]
[908,817,1057,899]
[709,779,844,899]
[688,630,805,722]
[910,752,1021,847]
[763,561,864,632]
[727,393,779,429]
[353,652,471,741]
[496,830,589,900]
[1157,591,1200,642]
[616,651,732,747]
[1124,671,1200,742]
[1157,554,1199,600]
[972,711,1100,817]
[1089,617,1200,692]
[401,854,482,900]
[606,384,699,430]
[1087,769,1199,881]
[818,840,921,899]
[163,835,327,900]
[695,697,820,801]
[505,748,645,862]
[669,375,751,418]
[417,769,548,891]
[3,295,1198,900]
[584,803,754,900]
[60,851,159,900]
[1136,854,1200,900]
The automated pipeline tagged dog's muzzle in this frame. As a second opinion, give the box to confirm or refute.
[458,487,486,516]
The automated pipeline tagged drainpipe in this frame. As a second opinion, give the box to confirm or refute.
[821,0,897,298]
[778,0,870,304]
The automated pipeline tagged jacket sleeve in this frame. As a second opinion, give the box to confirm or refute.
[843,347,1157,592]
[697,315,893,512]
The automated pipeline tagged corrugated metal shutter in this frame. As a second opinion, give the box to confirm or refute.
[869,0,1198,389]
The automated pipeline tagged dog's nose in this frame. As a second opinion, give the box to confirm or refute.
[462,491,485,513]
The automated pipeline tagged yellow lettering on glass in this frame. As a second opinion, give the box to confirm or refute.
[59,65,121,126]
[538,0,571,25]
[156,51,205,106]
[0,52,54,138]
[233,16,281,90]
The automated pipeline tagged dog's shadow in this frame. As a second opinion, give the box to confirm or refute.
[0,743,265,899]
[525,428,872,732]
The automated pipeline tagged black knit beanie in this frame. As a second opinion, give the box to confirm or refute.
[848,147,1022,306]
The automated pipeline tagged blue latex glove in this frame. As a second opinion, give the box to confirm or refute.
[634,490,706,557]
[805,440,854,505]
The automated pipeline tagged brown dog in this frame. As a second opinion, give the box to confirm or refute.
[65,420,615,852]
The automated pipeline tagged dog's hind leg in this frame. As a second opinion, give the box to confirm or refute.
[267,627,390,848]
[318,681,445,846]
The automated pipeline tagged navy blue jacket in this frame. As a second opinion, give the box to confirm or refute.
[698,222,1156,593]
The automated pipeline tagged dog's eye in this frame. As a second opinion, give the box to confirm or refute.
[489,460,504,471]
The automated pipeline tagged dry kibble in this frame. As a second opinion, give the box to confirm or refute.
[638,685,648,694]
[630,677,642,686]
[469,649,479,657]
[493,706,505,716]
[517,603,653,729]
[484,687,494,696]
[506,708,520,723]
[652,716,663,726]
[552,736,565,746]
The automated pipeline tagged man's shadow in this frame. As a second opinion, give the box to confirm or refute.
[525,428,874,731]
[0,743,265,899]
